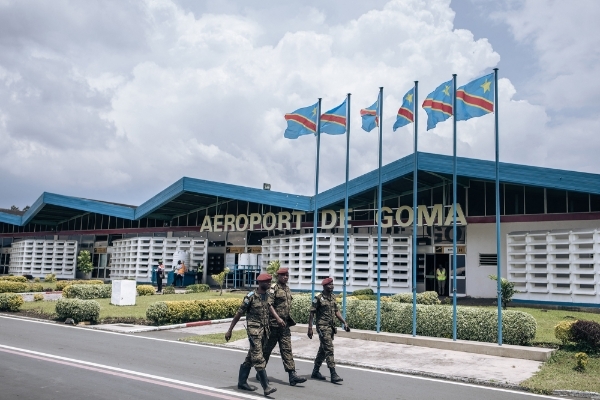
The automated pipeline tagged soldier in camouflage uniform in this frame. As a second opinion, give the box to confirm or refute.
[226,273,285,396]
[262,267,307,386]
[307,277,350,383]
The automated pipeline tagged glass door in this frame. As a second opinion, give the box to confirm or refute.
[450,254,466,295]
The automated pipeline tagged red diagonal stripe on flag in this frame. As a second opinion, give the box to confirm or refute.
[398,107,414,122]
[285,113,316,132]
[457,90,493,113]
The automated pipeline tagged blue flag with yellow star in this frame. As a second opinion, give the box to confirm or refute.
[455,73,494,121]
[393,87,415,131]
[320,99,347,135]
[422,79,453,130]
[284,102,318,139]
[360,99,378,132]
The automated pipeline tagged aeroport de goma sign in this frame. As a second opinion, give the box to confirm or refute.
[198,203,467,232]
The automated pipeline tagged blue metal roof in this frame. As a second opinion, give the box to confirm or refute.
[2,152,600,227]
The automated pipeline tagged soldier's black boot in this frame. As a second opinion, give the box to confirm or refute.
[237,364,256,391]
[257,369,276,396]
[329,367,343,383]
[311,365,326,380]
[255,371,269,385]
[288,370,307,386]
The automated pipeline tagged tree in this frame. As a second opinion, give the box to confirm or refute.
[266,260,280,282]
[10,205,18,211]
[22,205,30,212]
[488,275,518,309]
[211,267,230,296]
[77,250,94,275]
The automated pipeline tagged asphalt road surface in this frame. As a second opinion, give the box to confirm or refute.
[0,315,568,400]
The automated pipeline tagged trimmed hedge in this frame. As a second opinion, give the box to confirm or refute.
[571,320,600,349]
[390,291,441,305]
[352,288,374,296]
[137,285,155,296]
[0,293,24,311]
[162,286,175,295]
[291,297,536,345]
[554,320,576,344]
[186,284,210,293]
[33,293,44,302]
[146,298,240,325]
[28,283,44,292]
[0,281,29,293]
[55,298,100,323]
[44,273,57,283]
[0,276,27,283]
[56,280,104,291]
[63,284,112,299]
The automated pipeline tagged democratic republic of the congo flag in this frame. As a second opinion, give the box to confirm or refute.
[422,79,453,130]
[284,102,318,139]
[360,99,379,132]
[320,99,347,135]
[455,73,494,121]
[393,87,415,131]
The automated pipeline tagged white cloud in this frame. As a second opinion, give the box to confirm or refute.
[0,0,593,209]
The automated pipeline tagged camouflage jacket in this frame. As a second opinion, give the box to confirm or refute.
[238,289,274,334]
[269,282,292,327]
[310,292,338,329]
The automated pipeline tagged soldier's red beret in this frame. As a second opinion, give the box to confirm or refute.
[276,268,289,275]
[321,277,333,285]
[256,273,272,282]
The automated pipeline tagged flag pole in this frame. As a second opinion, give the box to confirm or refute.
[412,81,418,337]
[342,93,351,319]
[452,74,458,341]
[311,98,322,299]
[376,87,383,333]
[494,68,503,345]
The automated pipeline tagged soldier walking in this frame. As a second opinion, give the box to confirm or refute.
[307,277,350,383]
[262,267,307,386]
[225,273,285,396]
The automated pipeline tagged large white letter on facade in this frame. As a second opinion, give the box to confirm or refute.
[377,207,394,228]
[395,206,414,227]
[200,215,213,232]
[418,204,443,226]
[249,213,262,231]
[444,203,468,226]
[224,214,235,231]
[213,215,223,232]
[263,212,277,230]
[292,211,305,230]
[320,210,337,229]
[235,214,249,231]
[278,211,292,230]
[338,209,352,228]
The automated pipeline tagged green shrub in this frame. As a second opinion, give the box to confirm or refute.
[0,281,29,293]
[44,273,57,283]
[63,284,111,299]
[137,285,155,296]
[571,320,600,350]
[0,276,27,283]
[56,280,104,291]
[146,298,241,325]
[489,275,518,309]
[0,293,24,311]
[28,283,44,292]
[34,277,41,283]
[162,286,175,295]
[186,284,210,293]
[352,288,374,296]
[55,298,100,323]
[289,298,536,345]
[555,320,576,345]
[33,293,44,302]
[389,291,440,305]
[575,352,588,371]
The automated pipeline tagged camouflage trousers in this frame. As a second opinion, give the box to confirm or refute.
[242,327,268,371]
[314,326,335,369]
[263,326,296,372]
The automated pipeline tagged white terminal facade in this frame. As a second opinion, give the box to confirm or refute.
[1,152,599,307]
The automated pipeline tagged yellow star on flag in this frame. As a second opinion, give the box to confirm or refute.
[442,85,450,96]
[480,80,491,93]
[312,107,317,116]
[405,93,413,104]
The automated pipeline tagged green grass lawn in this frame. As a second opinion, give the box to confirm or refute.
[20,291,246,321]
[180,329,248,345]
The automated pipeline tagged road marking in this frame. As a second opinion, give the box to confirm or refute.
[0,315,564,399]
[0,344,263,400]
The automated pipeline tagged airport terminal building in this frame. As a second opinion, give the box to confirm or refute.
[1,152,600,307]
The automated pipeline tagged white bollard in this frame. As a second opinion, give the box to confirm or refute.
[111,280,136,306]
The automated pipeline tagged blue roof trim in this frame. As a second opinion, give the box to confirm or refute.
[4,152,600,227]
[0,212,22,225]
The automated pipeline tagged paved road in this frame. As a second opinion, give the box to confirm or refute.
[0,315,566,400]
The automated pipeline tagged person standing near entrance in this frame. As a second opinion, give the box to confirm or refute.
[156,260,165,293]
[174,260,186,287]
[436,264,446,296]
[262,267,307,386]
[308,277,350,383]
[225,273,285,396]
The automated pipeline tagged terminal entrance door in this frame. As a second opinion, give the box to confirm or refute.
[422,253,466,296]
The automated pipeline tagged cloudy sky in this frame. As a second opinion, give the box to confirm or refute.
[1,0,599,209]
